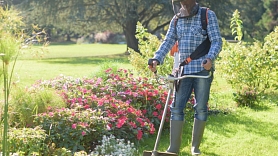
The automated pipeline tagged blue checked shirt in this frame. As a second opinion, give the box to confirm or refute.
[153,7,223,74]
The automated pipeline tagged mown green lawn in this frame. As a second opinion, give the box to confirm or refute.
[14,43,132,87]
[139,106,278,156]
[4,43,278,155]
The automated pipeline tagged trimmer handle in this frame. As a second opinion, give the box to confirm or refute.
[148,59,157,74]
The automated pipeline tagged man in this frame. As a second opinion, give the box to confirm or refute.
[148,0,222,155]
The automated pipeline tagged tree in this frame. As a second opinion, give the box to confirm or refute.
[198,0,234,38]
[258,0,278,34]
[18,0,173,52]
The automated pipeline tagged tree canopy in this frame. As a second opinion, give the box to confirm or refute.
[18,0,173,52]
[11,0,278,48]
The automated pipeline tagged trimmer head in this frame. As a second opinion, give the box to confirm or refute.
[143,150,178,156]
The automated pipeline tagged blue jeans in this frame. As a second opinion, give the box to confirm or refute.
[170,70,213,121]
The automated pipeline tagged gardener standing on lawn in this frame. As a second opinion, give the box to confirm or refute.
[148,0,222,155]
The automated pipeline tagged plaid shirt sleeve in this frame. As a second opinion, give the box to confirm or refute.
[153,7,222,74]
[153,16,177,65]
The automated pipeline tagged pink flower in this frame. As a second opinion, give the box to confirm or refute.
[81,131,86,136]
[116,116,127,128]
[72,124,77,129]
[137,130,143,140]
[137,118,142,122]
[158,115,162,120]
[117,110,124,115]
[98,100,104,106]
[150,124,155,134]
[127,108,133,113]
[107,124,112,130]
[153,111,158,117]
[155,104,162,110]
[48,112,54,117]
[77,97,82,103]
[142,109,147,115]
[140,121,145,127]
[79,122,88,128]
[83,104,90,109]
[129,122,137,128]
[148,92,153,97]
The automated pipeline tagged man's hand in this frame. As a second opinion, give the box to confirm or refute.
[202,58,212,70]
[148,59,158,73]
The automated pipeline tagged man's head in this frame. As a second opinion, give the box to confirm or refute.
[172,0,199,18]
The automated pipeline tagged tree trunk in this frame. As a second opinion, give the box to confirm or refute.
[123,18,139,53]
[66,34,71,41]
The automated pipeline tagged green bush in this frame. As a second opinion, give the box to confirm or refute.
[128,22,173,77]
[218,27,278,106]
[33,108,108,153]
[8,127,48,155]
[9,87,66,127]
[93,60,120,80]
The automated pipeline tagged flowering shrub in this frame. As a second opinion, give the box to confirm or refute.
[31,68,196,148]
[34,69,170,127]
[33,108,108,153]
[90,135,138,156]
[233,87,259,107]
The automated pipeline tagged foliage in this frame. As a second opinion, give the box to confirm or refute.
[90,135,138,156]
[219,27,278,106]
[230,9,243,41]
[33,108,108,153]
[18,0,173,51]
[51,147,72,156]
[30,68,197,148]
[8,127,48,155]
[93,60,122,80]
[128,22,173,77]
[233,87,259,107]
[32,69,158,142]
[0,6,25,34]
[0,6,26,155]
[9,87,66,127]
[258,0,278,33]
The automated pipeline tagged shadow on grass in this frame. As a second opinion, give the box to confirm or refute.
[206,108,278,140]
[40,54,130,65]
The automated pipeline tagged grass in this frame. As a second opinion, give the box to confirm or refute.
[139,106,278,156]
[2,43,278,155]
[13,43,131,87]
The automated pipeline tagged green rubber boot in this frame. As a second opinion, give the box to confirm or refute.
[191,118,206,155]
[167,120,184,154]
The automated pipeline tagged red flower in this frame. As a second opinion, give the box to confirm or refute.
[129,122,137,128]
[152,111,158,117]
[116,116,127,128]
[83,104,90,109]
[117,110,124,115]
[142,109,147,115]
[127,107,134,113]
[155,104,162,110]
[137,130,143,140]
[158,115,162,120]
